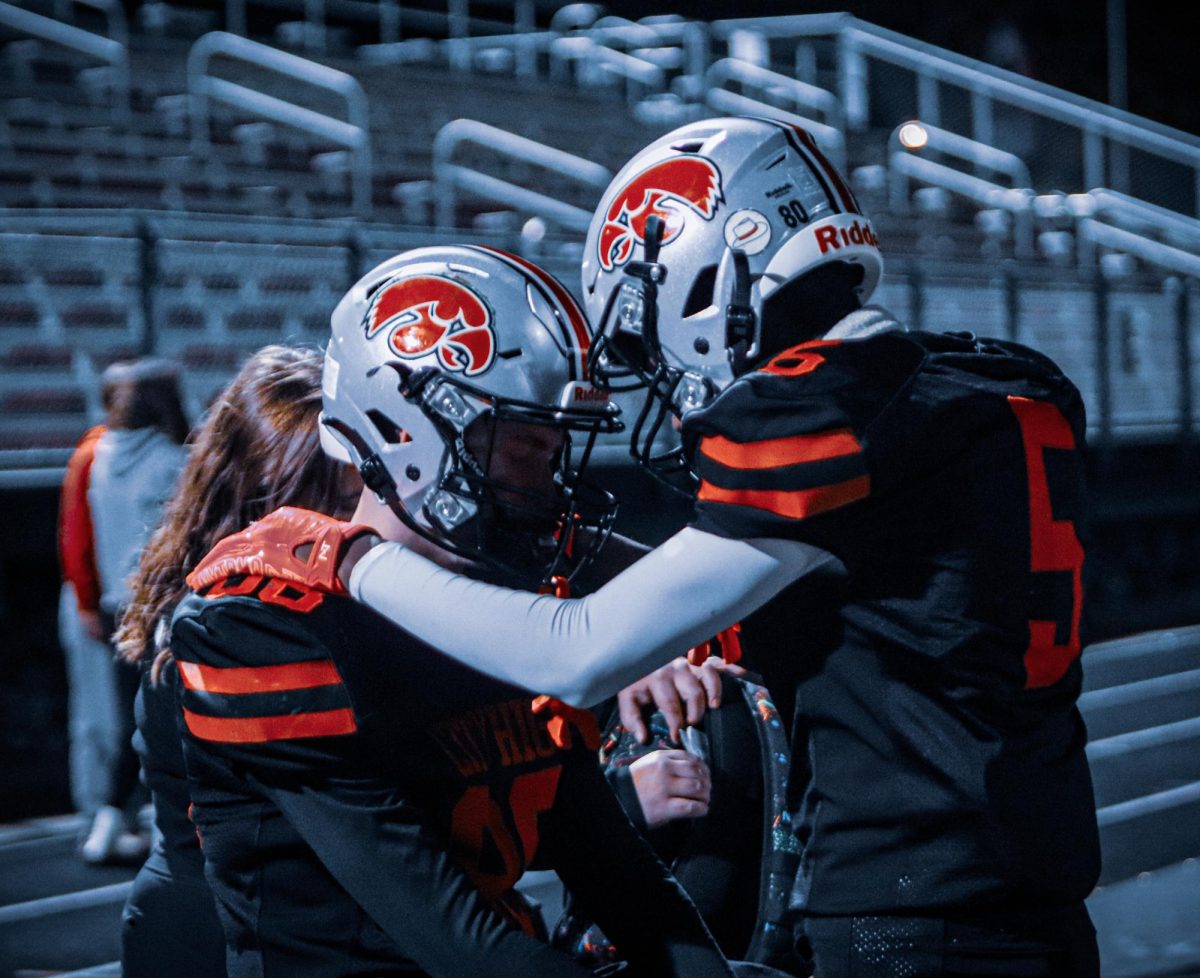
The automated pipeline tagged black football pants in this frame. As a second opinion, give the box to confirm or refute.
[795,903,1099,978]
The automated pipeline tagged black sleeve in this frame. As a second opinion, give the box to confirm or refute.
[174,597,590,978]
[603,764,649,834]
[660,676,765,958]
[254,771,592,978]
[542,752,734,978]
[683,334,926,552]
[687,376,869,548]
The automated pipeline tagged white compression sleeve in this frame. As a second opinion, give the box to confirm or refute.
[349,526,835,706]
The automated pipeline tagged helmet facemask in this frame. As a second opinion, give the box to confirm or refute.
[589,215,744,497]
[322,245,623,590]
[334,363,620,590]
[582,117,884,495]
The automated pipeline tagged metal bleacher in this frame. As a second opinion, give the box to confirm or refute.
[0,4,1198,975]
[1081,627,1200,977]
[2,626,1196,977]
[1,2,1197,473]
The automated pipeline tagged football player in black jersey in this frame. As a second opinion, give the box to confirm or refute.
[173,247,734,978]
[205,119,1101,977]
[114,345,361,978]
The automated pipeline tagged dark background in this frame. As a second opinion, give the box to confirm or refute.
[1,0,1197,822]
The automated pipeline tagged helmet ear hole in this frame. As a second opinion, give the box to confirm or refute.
[682,264,719,318]
[366,409,411,445]
[759,261,866,358]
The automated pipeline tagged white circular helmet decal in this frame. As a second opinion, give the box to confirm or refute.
[723,208,772,256]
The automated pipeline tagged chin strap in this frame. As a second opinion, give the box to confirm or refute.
[625,215,668,371]
[726,250,758,377]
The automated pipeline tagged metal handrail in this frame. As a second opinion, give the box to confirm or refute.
[1076,221,1200,280]
[588,17,708,85]
[548,36,665,105]
[704,58,844,165]
[709,13,1200,213]
[187,32,372,215]
[891,121,1031,187]
[1074,189,1200,250]
[55,0,128,47]
[436,29,558,77]
[888,155,1034,258]
[0,1,129,119]
[888,122,1034,256]
[225,0,509,44]
[432,119,611,231]
[704,90,844,168]
[706,58,843,131]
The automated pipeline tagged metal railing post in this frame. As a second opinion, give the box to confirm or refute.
[138,219,157,356]
[917,74,939,130]
[0,1,130,121]
[188,32,372,214]
[304,0,326,53]
[971,90,993,158]
[379,0,400,44]
[1094,269,1113,462]
[433,119,611,231]
[226,0,245,36]
[837,32,868,130]
[1003,261,1020,342]
[448,0,469,40]
[1168,277,1193,448]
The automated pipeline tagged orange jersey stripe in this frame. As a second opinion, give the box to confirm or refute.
[177,659,342,695]
[698,475,870,520]
[700,429,861,470]
[182,707,357,744]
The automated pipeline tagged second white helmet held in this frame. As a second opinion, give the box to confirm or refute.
[321,244,621,586]
[583,116,883,398]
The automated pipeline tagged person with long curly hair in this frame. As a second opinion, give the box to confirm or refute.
[114,345,359,978]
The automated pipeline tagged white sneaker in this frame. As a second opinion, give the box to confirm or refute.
[80,805,123,863]
[113,830,150,863]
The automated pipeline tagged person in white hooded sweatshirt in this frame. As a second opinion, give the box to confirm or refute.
[80,359,188,863]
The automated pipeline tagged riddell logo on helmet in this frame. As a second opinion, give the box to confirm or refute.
[598,155,724,272]
[814,220,879,255]
[572,386,609,403]
[364,275,496,377]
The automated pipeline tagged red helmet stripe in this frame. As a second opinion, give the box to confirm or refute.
[473,246,591,380]
[791,125,860,215]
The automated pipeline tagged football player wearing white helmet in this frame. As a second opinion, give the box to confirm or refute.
[174,247,736,978]
[209,120,1100,977]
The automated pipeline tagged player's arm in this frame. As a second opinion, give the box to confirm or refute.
[349,526,830,706]
[257,777,594,978]
[541,750,734,978]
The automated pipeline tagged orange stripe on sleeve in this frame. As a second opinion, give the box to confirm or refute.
[700,429,861,470]
[698,475,869,520]
[182,707,357,743]
[177,659,343,695]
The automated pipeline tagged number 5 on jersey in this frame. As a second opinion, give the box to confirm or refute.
[1008,396,1085,690]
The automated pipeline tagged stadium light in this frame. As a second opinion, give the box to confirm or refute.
[898,122,929,150]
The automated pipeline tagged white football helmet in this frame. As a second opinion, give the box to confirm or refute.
[321,245,621,586]
[581,116,883,483]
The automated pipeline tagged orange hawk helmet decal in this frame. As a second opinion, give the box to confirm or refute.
[365,275,496,377]
[598,155,724,272]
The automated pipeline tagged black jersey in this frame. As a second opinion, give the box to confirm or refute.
[683,329,1100,916]
[172,564,730,978]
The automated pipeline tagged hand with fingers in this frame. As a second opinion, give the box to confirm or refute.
[618,656,747,745]
[628,749,713,830]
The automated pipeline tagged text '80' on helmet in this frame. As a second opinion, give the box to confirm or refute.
[582,116,883,481]
[321,245,622,587]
